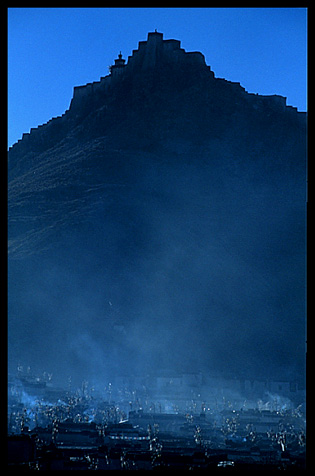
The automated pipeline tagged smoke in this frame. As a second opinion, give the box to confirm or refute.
[20,390,39,409]
[263,392,294,412]
[8,142,306,387]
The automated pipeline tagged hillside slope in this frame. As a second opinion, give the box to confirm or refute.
[8,32,307,386]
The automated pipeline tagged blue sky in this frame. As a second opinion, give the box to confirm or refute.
[8,7,307,147]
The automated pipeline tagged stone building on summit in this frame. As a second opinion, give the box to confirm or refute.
[8,29,304,161]
[68,30,214,110]
[9,30,304,157]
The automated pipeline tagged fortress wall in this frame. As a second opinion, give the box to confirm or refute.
[69,75,111,111]
[92,75,111,93]
[110,66,125,78]
[9,111,68,151]
[246,92,287,112]
[72,83,92,100]
[183,51,206,66]
[142,33,163,70]
[287,105,298,113]
[72,75,111,99]
[163,39,181,51]
[162,40,183,65]
[172,48,186,64]
[296,111,307,125]
[10,72,113,151]
[126,35,206,72]
[126,49,141,70]
[147,31,163,44]
[261,94,287,111]
[138,41,146,50]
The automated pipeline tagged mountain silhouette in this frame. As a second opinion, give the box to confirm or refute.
[8,32,307,386]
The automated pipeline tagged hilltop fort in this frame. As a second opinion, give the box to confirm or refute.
[8,31,306,391]
[9,31,305,161]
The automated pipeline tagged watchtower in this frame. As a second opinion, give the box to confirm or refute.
[110,51,126,76]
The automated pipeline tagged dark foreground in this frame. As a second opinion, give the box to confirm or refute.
[8,371,306,471]
[7,410,306,471]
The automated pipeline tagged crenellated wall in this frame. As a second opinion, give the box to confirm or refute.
[70,75,111,109]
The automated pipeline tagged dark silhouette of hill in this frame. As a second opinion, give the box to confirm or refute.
[8,32,307,387]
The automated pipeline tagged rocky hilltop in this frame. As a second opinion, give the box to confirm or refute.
[8,32,307,385]
[9,31,304,171]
